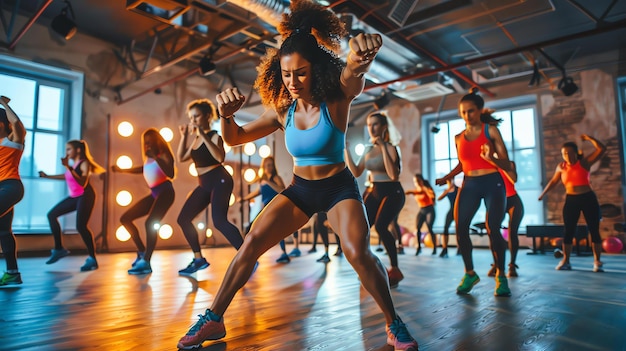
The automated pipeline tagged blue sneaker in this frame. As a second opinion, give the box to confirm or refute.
[177,309,226,349]
[80,256,98,272]
[316,253,330,263]
[128,259,152,275]
[276,253,290,263]
[288,248,301,257]
[386,316,419,350]
[179,257,210,275]
[46,248,70,264]
[131,252,145,267]
[0,272,22,286]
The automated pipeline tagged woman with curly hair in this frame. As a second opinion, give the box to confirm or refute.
[112,128,176,275]
[176,98,243,275]
[436,88,512,297]
[176,1,418,350]
[39,139,105,271]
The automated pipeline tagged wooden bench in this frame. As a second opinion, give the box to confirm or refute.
[526,225,590,255]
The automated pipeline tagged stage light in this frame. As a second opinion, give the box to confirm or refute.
[244,168,257,183]
[229,193,235,206]
[199,56,216,76]
[258,145,271,158]
[189,163,197,177]
[243,142,256,156]
[159,127,173,142]
[116,226,131,242]
[116,190,132,206]
[197,222,205,230]
[158,224,173,239]
[355,143,365,156]
[206,228,213,238]
[117,121,134,137]
[431,126,440,134]
[51,0,77,40]
[559,76,578,96]
[224,164,234,175]
[116,155,133,169]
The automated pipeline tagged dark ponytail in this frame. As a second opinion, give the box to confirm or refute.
[562,142,583,160]
[459,87,502,125]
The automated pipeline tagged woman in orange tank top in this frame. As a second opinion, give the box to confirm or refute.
[405,174,436,256]
[538,134,606,272]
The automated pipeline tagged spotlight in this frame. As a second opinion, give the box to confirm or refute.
[558,76,578,96]
[51,1,77,40]
[431,126,440,134]
[199,56,216,76]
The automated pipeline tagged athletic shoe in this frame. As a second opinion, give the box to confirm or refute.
[0,272,22,286]
[308,247,317,253]
[494,276,512,297]
[507,263,519,278]
[177,309,226,350]
[131,252,145,267]
[456,273,480,294]
[431,249,437,256]
[333,248,343,256]
[288,248,301,257]
[553,249,563,258]
[375,246,384,252]
[593,262,604,272]
[45,248,70,264]
[276,253,290,263]
[128,259,152,275]
[386,316,419,351]
[414,247,421,256]
[80,256,98,272]
[397,246,405,255]
[439,248,448,258]
[387,267,404,289]
[316,253,330,263]
[179,258,210,275]
[487,264,496,277]
[555,262,572,270]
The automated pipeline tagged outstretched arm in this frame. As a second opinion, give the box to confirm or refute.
[538,165,562,200]
[0,96,26,144]
[581,134,606,168]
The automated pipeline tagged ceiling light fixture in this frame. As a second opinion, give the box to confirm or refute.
[537,49,578,96]
[199,56,216,76]
[51,0,77,40]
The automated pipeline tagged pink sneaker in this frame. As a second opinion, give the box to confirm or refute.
[177,309,226,349]
[386,317,419,350]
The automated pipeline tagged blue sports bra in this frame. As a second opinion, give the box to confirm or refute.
[284,101,345,167]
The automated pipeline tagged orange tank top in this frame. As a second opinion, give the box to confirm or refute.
[0,137,23,181]
[414,190,434,208]
[498,169,517,197]
[560,161,590,187]
[457,124,496,174]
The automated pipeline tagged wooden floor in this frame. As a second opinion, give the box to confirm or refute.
[1,244,625,351]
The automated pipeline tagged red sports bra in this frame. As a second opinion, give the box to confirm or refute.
[457,124,496,174]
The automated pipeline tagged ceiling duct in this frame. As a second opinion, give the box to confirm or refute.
[388,0,419,27]
[226,0,288,27]
[390,75,455,102]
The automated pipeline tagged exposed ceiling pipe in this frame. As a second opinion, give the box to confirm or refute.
[363,17,626,91]
[333,0,494,97]
[6,0,54,50]
[226,0,288,27]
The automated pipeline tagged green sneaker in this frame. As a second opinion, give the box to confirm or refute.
[456,273,480,294]
[0,272,22,286]
[494,276,511,297]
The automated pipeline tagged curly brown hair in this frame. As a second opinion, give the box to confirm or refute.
[254,0,348,114]
[186,98,218,124]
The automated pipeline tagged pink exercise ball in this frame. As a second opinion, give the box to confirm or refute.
[399,226,409,235]
[401,232,415,247]
[602,237,623,254]
[501,228,509,240]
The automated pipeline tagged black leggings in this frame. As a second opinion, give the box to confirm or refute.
[363,182,404,267]
[416,206,435,249]
[563,191,601,244]
[177,166,242,253]
[505,194,524,264]
[455,172,507,272]
[443,207,454,236]
[311,212,341,250]
[0,179,24,271]
[121,181,175,261]
[47,184,97,258]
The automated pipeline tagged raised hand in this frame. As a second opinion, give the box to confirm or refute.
[38,171,47,178]
[216,87,246,118]
[179,124,189,136]
[61,155,69,167]
[348,33,383,64]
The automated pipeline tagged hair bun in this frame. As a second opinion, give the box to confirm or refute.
[469,87,479,95]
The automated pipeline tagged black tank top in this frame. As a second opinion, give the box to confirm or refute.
[190,131,220,168]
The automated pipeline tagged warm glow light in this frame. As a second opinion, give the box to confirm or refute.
[158,224,173,239]
[116,190,132,206]
[258,145,271,158]
[229,193,235,206]
[116,155,133,169]
[197,222,205,230]
[160,127,174,142]
[224,164,234,175]
[355,143,365,156]
[224,144,231,153]
[205,228,213,238]
[117,121,134,137]
[116,226,131,242]
[244,168,257,183]
[189,163,198,177]
[243,142,256,156]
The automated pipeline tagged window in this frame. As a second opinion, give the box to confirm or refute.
[0,55,84,233]
[422,95,544,232]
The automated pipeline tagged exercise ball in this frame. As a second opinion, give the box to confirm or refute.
[422,232,434,248]
[401,232,415,247]
[602,237,623,253]
[501,228,509,240]
[399,226,409,235]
